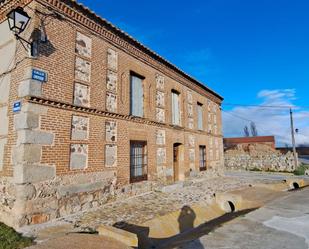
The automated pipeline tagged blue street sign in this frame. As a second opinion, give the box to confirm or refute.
[13,101,21,113]
[32,69,47,82]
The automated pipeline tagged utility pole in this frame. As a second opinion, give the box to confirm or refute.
[290,108,299,169]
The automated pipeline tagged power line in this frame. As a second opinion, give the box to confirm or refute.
[222,103,293,109]
[222,102,309,109]
[222,109,290,140]
[222,109,254,123]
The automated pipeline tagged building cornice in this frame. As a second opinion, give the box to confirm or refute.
[26,96,223,138]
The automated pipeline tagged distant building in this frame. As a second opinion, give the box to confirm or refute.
[224,136,275,150]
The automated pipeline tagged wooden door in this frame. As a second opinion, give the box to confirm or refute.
[173,143,180,181]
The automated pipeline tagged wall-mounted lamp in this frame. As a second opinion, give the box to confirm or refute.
[7,7,31,35]
[7,7,34,53]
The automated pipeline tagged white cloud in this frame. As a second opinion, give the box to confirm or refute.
[223,89,309,146]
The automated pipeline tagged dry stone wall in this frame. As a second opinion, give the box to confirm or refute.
[225,143,297,172]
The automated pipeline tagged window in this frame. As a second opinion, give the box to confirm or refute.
[199,146,207,171]
[171,90,181,125]
[130,74,144,117]
[130,141,148,183]
[197,102,203,130]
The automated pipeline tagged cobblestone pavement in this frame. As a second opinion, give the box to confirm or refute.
[21,171,290,242]
[60,174,280,230]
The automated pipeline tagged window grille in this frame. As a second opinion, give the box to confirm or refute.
[199,145,207,171]
[130,141,148,183]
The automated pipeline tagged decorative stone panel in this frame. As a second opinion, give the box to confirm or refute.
[215,138,219,149]
[187,104,193,117]
[75,57,91,82]
[157,148,166,165]
[187,91,193,104]
[74,83,90,107]
[156,108,165,123]
[156,74,165,90]
[76,32,92,58]
[189,148,195,162]
[71,116,89,140]
[188,118,194,129]
[70,144,88,170]
[188,135,195,147]
[107,70,117,92]
[207,100,211,112]
[156,91,165,108]
[156,130,166,145]
[105,145,117,167]
[216,149,219,160]
[106,121,117,142]
[209,149,213,160]
[208,124,212,133]
[214,125,218,135]
[209,137,213,148]
[107,48,118,72]
[106,92,117,112]
[208,113,212,122]
[213,104,217,113]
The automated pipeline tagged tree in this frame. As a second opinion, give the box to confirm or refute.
[250,122,258,137]
[244,125,250,137]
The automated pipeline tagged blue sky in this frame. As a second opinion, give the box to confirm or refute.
[79,0,309,146]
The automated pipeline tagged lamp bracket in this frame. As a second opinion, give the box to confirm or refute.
[15,34,32,51]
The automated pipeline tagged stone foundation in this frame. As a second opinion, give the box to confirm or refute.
[1,170,163,228]
[0,168,223,228]
[0,177,16,228]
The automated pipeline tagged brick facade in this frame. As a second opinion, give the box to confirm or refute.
[0,0,224,227]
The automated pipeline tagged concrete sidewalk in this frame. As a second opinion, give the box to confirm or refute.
[172,187,309,249]
[27,233,131,249]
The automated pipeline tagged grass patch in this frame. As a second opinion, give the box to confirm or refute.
[249,167,262,172]
[248,168,292,174]
[0,222,34,249]
[294,165,309,176]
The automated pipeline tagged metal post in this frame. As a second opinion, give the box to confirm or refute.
[290,108,299,168]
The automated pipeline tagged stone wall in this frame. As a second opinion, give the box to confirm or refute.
[224,143,297,172]
[0,169,162,228]
[0,177,16,227]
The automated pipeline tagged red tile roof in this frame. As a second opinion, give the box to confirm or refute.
[224,136,275,144]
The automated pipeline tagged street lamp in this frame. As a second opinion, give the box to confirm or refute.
[7,7,31,35]
[7,7,35,54]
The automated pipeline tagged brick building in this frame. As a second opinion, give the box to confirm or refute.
[0,0,223,227]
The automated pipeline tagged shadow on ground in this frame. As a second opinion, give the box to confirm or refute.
[113,206,257,249]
